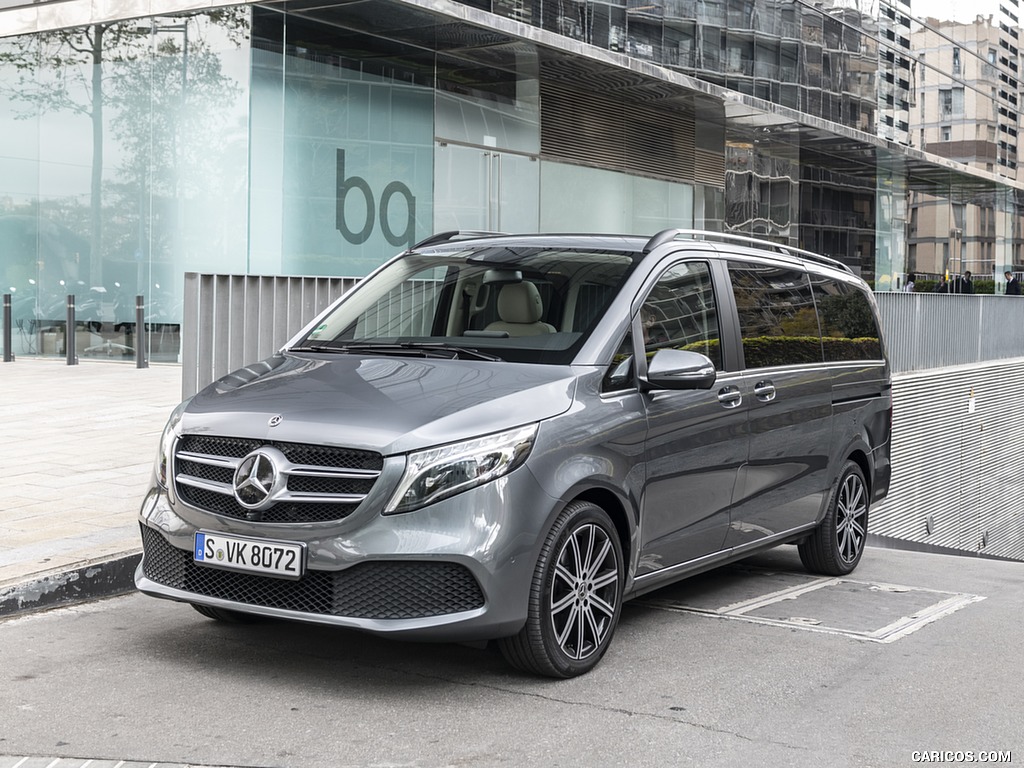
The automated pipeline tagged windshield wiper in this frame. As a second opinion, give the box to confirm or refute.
[401,342,503,361]
[291,341,501,362]
[290,341,352,353]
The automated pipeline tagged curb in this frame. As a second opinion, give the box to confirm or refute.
[0,551,142,618]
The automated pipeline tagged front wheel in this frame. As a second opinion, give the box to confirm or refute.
[799,461,869,576]
[498,501,624,678]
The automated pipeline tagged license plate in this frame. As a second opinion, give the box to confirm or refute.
[193,531,305,580]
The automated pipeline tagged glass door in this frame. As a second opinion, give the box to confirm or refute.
[433,142,539,233]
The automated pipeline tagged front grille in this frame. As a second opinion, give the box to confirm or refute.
[140,525,486,620]
[174,435,383,524]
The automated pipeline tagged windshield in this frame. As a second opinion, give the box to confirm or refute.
[293,245,641,364]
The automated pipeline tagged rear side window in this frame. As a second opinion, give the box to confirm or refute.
[810,276,884,361]
[727,260,822,368]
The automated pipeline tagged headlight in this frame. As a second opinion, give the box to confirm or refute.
[385,424,538,514]
[155,400,189,489]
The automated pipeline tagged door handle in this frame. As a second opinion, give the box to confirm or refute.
[717,385,742,408]
[754,380,776,401]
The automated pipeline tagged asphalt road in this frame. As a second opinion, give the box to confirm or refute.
[1,546,1021,768]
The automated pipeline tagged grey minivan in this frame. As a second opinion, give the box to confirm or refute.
[136,229,892,678]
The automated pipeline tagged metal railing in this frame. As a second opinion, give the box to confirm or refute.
[180,273,355,399]
[874,292,1024,373]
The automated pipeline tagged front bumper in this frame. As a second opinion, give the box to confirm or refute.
[135,470,553,642]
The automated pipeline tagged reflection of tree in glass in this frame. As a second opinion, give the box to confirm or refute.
[818,291,878,339]
[779,306,819,336]
[0,11,248,284]
[106,16,248,267]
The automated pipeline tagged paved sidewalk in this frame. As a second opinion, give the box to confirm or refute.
[0,358,182,613]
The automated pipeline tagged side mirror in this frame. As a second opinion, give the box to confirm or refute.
[645,349,717,390]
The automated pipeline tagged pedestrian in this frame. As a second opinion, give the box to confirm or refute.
[1005,271,1021,295]
[952,271,973,294]
[934,276,949,293]
[904,273,916,292]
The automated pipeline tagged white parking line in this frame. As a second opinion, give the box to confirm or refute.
[638,576,986,643]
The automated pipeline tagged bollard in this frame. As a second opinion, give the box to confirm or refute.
[66,294,78,365]
[135,295,148,369]
[2,293,12,362]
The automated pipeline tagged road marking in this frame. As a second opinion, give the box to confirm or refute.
[638,575,986,643]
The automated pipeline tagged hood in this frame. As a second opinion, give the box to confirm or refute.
[182,353,577,455]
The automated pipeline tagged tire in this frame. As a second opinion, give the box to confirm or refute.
[190,603,261,623]
[498,501,624,678]
[799,461,869,576]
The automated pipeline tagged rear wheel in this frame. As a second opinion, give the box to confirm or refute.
[799,461,869,576]
[498,501,624,678]
[190,603,261,623]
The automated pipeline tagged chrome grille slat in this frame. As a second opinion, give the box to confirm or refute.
[176,474,234,495]
[176,451,241,470]
[174,435,383,524]
[288,466,381,480]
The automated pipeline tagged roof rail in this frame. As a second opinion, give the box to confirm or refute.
[410,231,508,250]
[643,229,852,274]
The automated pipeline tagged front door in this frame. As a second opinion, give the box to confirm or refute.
[637,260,745,574]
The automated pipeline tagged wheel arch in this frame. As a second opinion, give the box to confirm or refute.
[845,447,872,499]
[571,486,633,568]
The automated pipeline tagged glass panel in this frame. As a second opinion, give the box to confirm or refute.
[811,276,883,362]
[727,260,821,368]
[0,11,251,360]
[250,10,434,278]
[640,261,721,368]
[540,161,693,234]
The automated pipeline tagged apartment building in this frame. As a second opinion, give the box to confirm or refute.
[909,11,1023,277]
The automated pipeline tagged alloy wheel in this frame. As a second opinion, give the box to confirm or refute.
[548,522,620,661]
[836,473,868,564]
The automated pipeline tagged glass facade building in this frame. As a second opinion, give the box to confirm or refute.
[2,0,1023,360]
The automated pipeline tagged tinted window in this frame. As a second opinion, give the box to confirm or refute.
[640,261,722,369]
[810,275,884,361]
[728,260,823,368]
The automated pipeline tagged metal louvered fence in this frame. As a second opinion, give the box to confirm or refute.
[876,292,1024,373]
[181,275,1024,561]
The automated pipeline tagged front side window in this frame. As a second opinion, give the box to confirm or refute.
[728,260,822,368]
[639,261,722,369]
[294,245,640,365]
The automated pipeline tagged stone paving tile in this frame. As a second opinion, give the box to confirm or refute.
[0,359,181,589]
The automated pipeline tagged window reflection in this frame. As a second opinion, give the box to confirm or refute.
[0,10,250,360]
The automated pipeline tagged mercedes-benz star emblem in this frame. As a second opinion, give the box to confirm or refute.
[268,415,283,427]
[232,448,286,510]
